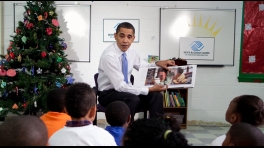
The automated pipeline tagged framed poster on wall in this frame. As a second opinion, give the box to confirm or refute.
[160,8,236,66]
[103,19,140,42]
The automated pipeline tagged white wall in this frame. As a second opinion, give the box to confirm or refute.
[3,1,264,125]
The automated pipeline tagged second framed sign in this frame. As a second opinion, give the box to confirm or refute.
[103,19,140,42]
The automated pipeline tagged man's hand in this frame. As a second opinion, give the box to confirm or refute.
[149,84,168,92]
[156,60,176,71]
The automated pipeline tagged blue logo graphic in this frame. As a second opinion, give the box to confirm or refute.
[114,23,121,30]
[189,41,204,51]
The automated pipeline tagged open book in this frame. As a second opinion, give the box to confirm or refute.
[136,65,197,88]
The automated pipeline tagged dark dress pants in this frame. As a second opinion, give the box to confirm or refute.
[98,89,164,122]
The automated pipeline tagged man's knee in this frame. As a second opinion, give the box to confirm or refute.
[152,92,163,100]
[126,95,140,104]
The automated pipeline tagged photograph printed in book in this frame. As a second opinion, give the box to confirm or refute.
[137,65,197,88]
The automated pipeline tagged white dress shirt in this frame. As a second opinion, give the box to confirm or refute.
[98,42,157,95]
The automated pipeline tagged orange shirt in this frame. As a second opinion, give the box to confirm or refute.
[40,112,71,139]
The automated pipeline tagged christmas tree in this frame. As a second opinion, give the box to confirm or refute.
[0,1,74,118]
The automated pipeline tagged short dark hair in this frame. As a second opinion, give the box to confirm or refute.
[116,22,135,35]
[47,88,67,112]
[228,122,264,146]
[122,118,191,146]
[0,115,48,146]
[64,82,96,118]
[105,101,130,126]
[233,95,264,126]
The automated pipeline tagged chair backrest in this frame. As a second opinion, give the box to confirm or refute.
[94,73,134,92]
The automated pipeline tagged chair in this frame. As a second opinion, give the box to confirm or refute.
[93,73,148,125]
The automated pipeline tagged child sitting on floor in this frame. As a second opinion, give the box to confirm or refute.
[211,94,264,146]
[0,115,48,146]
[122,118,191,146]
[222,122,264,146]
[105,101,131,146]
[40,88,71,139]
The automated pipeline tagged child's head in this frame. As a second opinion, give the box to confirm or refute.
[122,118,191,146]
[105,101,131,127]
[65,82,96,119]
[222,122,264,146]
[225,95,264,126]
[47,88,67,112]
[158,114,181,132]
[0,115,48,146]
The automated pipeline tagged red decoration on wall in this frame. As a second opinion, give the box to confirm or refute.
[241,1,264,73]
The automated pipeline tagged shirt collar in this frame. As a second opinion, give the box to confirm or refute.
[65,120,92,127]
[114,42,127,57]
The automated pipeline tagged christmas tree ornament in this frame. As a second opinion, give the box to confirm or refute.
[36,68,42,74]
[16,28,21,34]
[27,10,31,15]
[62,42,67,50]
[0,107,3,113]
[25,68,31,75]
[12,103,18,109]
[66,76,74,84]
[24,20,29,26]
[5,54,9,59]
[34,100,37,107]
[7,46,12,50]
[38,15,43,21]
[52,19,59,27]
[15,86,18,95]
[0,69,7,76]
[49,11,54,16]
[22,36,27,43]
[31,66,34,76]
[46,28,52,35]
[57,57,62,62]
[61,67,66,73]
[26,23,34,29]
[56,81,61,87]
[67,65,71,71]
[41,51,47,58]
[7,69,16,77]
[22,103,27,109]
[23,11,28,17]
[1,81,6,88]
[22,67,26,73]
[44,12,48,19]
[38,84,42,90]
[49,44,53,49]
[17,54,22,62]
[34,85,38,94]
[9,52,15,59]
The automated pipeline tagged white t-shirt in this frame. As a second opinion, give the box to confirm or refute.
[211,135,226,146]
[48,124,117,146]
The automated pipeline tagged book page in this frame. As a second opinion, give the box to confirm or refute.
[136,65,197,88]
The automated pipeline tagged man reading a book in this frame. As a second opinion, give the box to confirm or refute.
[97,22,175,122]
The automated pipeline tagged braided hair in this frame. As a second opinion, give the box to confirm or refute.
[122,118,191,146]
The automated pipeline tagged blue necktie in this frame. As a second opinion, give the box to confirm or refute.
[122,53,128,84]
